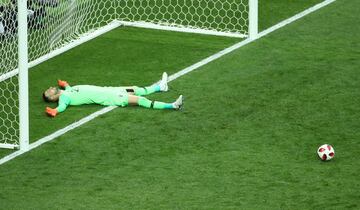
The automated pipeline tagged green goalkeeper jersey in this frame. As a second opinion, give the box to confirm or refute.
[56,85,128,112]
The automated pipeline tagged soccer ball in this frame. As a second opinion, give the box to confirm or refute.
[317,144,335,161]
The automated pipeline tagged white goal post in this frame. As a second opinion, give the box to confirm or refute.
[0,0,258,150]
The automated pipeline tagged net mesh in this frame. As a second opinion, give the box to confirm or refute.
[117,0,249,35]
[1,1,19,147]
[0,0,249,148]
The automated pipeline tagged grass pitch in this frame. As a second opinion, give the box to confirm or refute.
[1,0,359,209]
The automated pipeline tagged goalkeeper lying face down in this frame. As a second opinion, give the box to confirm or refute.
[43,72,183,117]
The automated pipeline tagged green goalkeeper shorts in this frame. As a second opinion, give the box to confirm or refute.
[98,88,129,107]
[108,92,129,107]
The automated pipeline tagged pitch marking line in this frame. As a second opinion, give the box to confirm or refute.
[0,0,336,165]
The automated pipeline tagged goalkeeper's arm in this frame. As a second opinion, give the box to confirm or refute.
[46,95,70,117]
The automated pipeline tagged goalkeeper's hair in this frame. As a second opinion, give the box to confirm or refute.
[42,92,50,102]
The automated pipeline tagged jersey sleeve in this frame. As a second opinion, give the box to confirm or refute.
[56,95,71,113]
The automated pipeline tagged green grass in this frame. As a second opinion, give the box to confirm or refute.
[259,0,324,30]
[1,0,360,209]
[28,28,239,141]
[0,27,239,158]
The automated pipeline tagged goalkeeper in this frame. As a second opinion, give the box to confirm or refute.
[43,72,183,117]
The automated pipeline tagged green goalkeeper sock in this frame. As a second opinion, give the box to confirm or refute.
[134,85,160,96]
[138,97,173,109]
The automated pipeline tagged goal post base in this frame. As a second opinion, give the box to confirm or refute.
[117,21,248,39]
[0,143,19,150]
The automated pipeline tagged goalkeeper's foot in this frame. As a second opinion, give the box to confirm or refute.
[159,72,168,92]
[173,95,183,110]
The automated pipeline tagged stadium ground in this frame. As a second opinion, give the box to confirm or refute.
[1,0,359,209]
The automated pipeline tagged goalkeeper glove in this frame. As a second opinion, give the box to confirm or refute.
[46,107,58,117]
[58,80,69,88]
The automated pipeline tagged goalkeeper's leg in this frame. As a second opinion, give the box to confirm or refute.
[128,95,182,110]
[132,72,168,96]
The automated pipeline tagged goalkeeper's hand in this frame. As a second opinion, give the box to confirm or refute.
[46,107,58,117]
[58,80,69,88]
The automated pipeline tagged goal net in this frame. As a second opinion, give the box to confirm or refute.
[1,0,20,149]
[117,0,250,38]
[0,0,256,149]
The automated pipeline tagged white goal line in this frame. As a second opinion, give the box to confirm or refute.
[0,0,336,165]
